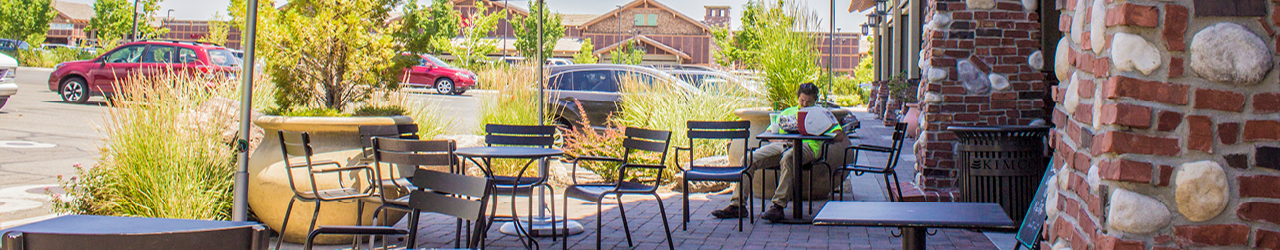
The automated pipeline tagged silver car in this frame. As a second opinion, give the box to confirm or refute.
[665,69,763,95]
[0,52,17,109]
[545,64,697,127]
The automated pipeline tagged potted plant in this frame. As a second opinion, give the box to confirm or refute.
[243,0,424,244]
[885,72,920,134]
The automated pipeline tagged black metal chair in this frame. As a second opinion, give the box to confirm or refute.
[833,122,908,202]
[758,140,833,215]
[274,130,377,250]
[358,124,420,159]
[474,124,559,249]
[563,127,675,250]
[366,137,459,248]
[303,169,495,250]
[674,120,753,231]
[357,125,424,226]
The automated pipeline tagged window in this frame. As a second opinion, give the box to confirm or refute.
[178,48,200,64]
[104,46,145,63]
[142,45,175,63]
[555,70,617,92]
[205,49,241,67]
[634,14,658,26]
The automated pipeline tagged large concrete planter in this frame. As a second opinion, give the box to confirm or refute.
[248,115,414,244]
[731,107,851,200]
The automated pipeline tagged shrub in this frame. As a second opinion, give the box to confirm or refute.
[756,1,823,111]
[362,90,455,140]
[557,103,627,182]
[15,47,96,68]
[51,70,274,220]
[352,105,407,116]
[474,63,549,134]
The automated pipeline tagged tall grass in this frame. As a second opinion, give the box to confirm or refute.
[15,48,97,68]
[755,1,824,111]
[51,70,274,220]
[363,90,455,139]
[474,63,550,134]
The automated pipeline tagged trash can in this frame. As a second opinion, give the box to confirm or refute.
[947,125,1051,223]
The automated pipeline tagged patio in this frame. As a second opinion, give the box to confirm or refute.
[283,109,1012,250]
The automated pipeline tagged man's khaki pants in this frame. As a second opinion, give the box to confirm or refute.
[727,141,815,208]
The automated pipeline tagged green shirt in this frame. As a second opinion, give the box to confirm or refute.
[773,106,842,153]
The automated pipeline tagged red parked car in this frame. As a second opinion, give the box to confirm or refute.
[48,40,240,103]
[399,54,477,95]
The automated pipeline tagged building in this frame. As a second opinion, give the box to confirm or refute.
[46,1,93,46]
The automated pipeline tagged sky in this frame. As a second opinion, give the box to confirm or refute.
[56,0,872,32]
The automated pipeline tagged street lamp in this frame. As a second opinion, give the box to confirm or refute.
[861,23,871,36]
[874,0,888,17]
[165,9,173,26]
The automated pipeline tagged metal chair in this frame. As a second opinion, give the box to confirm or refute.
[833,122,908,202]
[358,124,420,158]
[273,130,376,250]
[302,169,494,250]
[474,124,559,249]
[366,137,459,248]
[758,140,833,215]
[674,120,754,231]
[563,127,675,250]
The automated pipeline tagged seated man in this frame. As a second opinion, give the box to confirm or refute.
[711,83,846,221]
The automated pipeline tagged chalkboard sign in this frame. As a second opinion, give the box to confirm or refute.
[1016,158,1056,250]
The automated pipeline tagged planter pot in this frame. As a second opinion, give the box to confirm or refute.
[248,115,415,244]
[731,107,851,200]
[903,103,921,138]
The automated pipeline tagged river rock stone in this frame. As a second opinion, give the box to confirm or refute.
[1058,166,1071,192]
[1175,160,1230,222]
[928,68,948,82]
[1111,33,1161,75]
[1090,0,1106,54]
[1064,73,1081,113]
[1107,188,1172,234]
[927,12,952,30]
[1022,0,1037,12]
[989,74,1010,91]
[958,60,990,95]
[924,92,943,103]
[179,97,265,152]
[1087,162,1101,192]
[1046,178,1060,219]
[1071,0,1087,43]
[1052,239,1071,250]
[1030,50,1044,70]
[1055,38,1071,81]
[1190,22,1273,85]
[966,0,995,9]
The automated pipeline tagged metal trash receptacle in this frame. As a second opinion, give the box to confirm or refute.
[947,125,1051,223]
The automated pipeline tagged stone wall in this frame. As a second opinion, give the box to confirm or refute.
[1046,0,1280,249]
[913,0,1050,199]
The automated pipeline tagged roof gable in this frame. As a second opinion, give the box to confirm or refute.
[593,35,691,60]
[578,0,710,32]
[52,1,93,22]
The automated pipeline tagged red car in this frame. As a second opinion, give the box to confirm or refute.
[48,40,240,103]
[399,54,477,95]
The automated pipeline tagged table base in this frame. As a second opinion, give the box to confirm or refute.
[901,227,927,250]
[499,216,584,237]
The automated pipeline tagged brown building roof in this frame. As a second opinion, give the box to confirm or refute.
[594,35,691,60]
[578,0,711,33]
[561,14,598,26]
[52,1,94,23]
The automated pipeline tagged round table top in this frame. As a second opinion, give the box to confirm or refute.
[455,146,564,158]
[756,132,835,141]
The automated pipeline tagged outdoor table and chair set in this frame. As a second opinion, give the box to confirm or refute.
[0,121,1020,250]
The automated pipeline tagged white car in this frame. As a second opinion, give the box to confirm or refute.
[0,52,16,109]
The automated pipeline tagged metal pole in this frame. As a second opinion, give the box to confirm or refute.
[827,0,835,104]
[232,0,260,222]
[503,0,508,57]
[131,0,139,41]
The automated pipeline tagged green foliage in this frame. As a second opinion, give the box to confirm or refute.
[375,92,454,139]
[572,38,598,64]
[474,63,550,135]
[14,47,97,68]
[756,0,822,111]
[559,111,627,182]
[352,105,407,116]
[199,12,231,46]
[0,0,58,45]
[851,49,874,86]
[394,0,460,55]
[886,71,917,103]
[90,0,167,43]
[263,0,412,112]
[278,107,349,117]
[712,2,764,69]
[227,0,278,48]
[512,1,564,61]
[51,71,276,220]
[447,2,502,71]
[608,40,644,65]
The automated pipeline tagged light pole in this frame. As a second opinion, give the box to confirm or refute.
[616,4,623,50]
[827,0,835,104]
[165,9,173,27]
[130,0,139,41]
[233,0,261,222]
[502,0,509,57]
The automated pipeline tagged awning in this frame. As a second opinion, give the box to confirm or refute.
[849,0,875,12]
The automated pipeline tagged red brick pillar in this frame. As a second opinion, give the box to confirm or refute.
[913,0,1048,200]
[1046,0,1280,249]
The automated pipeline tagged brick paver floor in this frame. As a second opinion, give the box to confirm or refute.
[292,109,1004,249]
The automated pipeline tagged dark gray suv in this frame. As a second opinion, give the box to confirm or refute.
[545,64,697,127]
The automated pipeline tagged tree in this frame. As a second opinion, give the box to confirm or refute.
[393,0,459,55]
[511,0,563,61]
[609,40,643,65]
[263,0,412,111]
[227,0,278,48]
[448,2,501,70]
[90,0,167,45]
[199,12,230,46]
[711,2,765,69]
[571,38,597,64]
[0,0,58,45]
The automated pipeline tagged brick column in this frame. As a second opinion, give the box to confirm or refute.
[913,0,1049,200]
[1046,0,1280,249]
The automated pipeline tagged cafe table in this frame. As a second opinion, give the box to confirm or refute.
[453,146,583,237]
[813,201,1016,250]
[754,132,835,223]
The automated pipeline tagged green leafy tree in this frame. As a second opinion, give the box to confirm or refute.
[571,38,597,64]
[609,40,644,65]
[263,0,412,111]
[90,0,167,45]
[448,2,501,70]
[511,1,563,61]
[199,12,230,46]
[227,0,279,48]
[0,0,58,45]
[712,2,764,69]
[852,38,873,85]
[393,0,459,55]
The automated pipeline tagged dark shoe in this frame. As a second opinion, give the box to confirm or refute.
[761,204,785,222]
[711,205,749,219]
